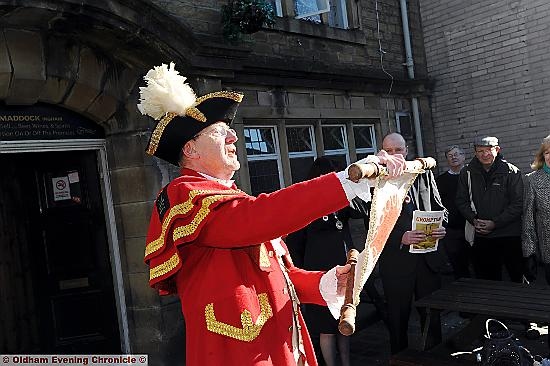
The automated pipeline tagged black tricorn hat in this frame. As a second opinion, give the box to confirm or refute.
[138,63,243,166]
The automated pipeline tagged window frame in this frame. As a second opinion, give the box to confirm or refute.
[275,0,351,29]
[294,0,330,20]
[353,124,377,157]
[395,111,413,139]
[286,125,317,159]
[321,123,350,165]
[328,0,348,28]
[243,125,284,194]
[270,0,283,17]
[286,125,318,183]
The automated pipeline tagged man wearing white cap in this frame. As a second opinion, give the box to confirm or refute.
[455,136,523,282]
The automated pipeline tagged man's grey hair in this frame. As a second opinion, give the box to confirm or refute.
[444,145,464,157]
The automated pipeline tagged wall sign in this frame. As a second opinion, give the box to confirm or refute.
[52,176,71,201]
[0,104,104,140]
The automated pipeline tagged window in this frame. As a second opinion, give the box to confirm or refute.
[353,125,377,160]
[242,121,378,193]
[295,0,330,21]
[270,0,349,29]
[322,124,349,170]
[396,112,413,139]
[286,126,317,183]
[328,0,348,28]
[267,0,283,16]
[244,126,283,196]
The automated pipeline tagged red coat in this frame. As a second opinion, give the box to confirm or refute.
[144,169,348,365]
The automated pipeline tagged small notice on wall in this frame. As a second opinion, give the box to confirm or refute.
[52,176,71,201]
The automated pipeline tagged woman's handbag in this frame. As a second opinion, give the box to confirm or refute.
[481,319,534,366]
[465,170,476,246]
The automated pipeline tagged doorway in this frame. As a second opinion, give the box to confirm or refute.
[0,150,121,353]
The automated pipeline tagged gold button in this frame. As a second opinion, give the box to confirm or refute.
[289,325,293,332]
[283,288,287,294]
[268,251,274,257]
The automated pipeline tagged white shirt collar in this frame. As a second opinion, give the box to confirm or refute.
[198,172,235,188]
[447,169,462,175]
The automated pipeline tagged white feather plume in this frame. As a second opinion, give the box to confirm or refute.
[137,62,197,120]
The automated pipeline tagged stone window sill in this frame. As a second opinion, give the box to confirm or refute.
[268,18,366,45]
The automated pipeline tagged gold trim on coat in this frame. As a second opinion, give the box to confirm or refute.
[149,252,180,280]
[145,189,241,258]
[205,293,273,342]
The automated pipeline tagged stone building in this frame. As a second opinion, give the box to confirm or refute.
[0,0,434,364]
[419,0,550,172]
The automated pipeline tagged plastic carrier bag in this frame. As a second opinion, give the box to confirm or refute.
[481,319,534,366]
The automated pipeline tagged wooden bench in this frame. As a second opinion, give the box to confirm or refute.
[414,278,550,350]
[390,349,477,365]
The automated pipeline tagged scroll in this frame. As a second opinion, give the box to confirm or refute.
[339,157,436,335]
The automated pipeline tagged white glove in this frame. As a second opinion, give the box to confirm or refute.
[319,267,345,319]
[335,156,378,203]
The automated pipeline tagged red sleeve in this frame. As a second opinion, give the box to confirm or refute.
[144,171,348,294]
[196,173,348,247]
[288,267,327,306]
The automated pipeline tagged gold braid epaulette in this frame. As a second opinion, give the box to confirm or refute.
[205,293,273,342]
[145,189,242,258]
[147,189,243,282]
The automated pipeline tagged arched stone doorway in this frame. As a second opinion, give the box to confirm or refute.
[0,104,122,353]
[0,0,198,362]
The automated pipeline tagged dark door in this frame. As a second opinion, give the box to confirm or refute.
[0,150,121,353]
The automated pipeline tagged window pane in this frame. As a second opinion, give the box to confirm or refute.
[267,0,282,16]
[295,0,327,21]
[290,157,315,183]
[244,128,276,156]
[328,0,348,29]
[397,114,414,139]
[248,160,281,196]
[287,127,313,153]
[353,125,374,149]
[322,126,345,150]
[326,155,347,171]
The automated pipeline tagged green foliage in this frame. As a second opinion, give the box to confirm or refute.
[221,0,276,42]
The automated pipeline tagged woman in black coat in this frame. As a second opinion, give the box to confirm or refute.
[286,156,366,366]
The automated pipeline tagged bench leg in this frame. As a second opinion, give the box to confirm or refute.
[419,307,442,351]
[420,308,431,351]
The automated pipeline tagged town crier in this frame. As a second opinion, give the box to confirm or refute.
[138,63,406,365]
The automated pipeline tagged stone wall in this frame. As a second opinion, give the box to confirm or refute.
[149,0,428,81]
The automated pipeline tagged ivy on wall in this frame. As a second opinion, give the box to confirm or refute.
[221,0,275,42]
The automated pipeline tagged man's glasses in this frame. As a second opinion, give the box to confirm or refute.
[447,152,464,158]
[194,126,237,139]
[475,147,496,155]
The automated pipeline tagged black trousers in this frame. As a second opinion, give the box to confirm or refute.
[471,236,523,282]
[381,259,442,354]
[441,227,472,279]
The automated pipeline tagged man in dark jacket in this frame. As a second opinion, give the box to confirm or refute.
[455,136,523,282]
[378,133,447,354]
[436,145,470,279]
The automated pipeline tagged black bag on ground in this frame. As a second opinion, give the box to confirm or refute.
[481,319,534,366]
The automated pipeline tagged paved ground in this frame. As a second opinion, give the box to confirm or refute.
[325,273,550,366]
[349,307,549,365]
